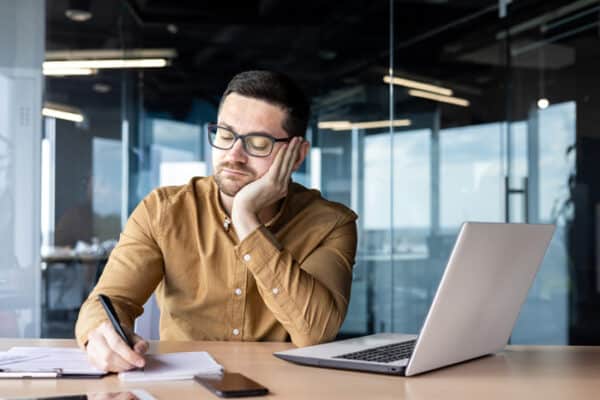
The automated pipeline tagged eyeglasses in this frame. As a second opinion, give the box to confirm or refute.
[207,123,291,157]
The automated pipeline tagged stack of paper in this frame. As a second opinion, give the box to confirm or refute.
[3,347,106,377]
[0,352,44,366]
[1,347,222,381]
[119,351,222,382]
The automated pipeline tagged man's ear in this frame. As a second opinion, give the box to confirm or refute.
[292,139,310,172]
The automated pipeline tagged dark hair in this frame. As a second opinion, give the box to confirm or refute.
[219,70,310,138]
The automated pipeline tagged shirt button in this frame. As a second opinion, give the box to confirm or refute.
[232,328,240,336]
[272,287,280,295]
[243,254,251,262]
[234,288,242,296]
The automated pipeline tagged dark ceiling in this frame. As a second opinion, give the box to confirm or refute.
[45,0,595,120]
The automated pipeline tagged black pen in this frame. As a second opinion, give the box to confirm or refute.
[97,294,135,348]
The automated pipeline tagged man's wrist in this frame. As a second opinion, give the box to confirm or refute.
[232,209,261,241]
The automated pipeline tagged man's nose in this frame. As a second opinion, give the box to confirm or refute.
[224,138,247,162]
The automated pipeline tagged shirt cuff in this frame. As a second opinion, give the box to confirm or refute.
[235,225,282,272]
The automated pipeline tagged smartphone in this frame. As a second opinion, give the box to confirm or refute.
[194,372,269,398]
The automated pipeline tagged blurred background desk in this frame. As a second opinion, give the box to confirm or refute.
[41,249,109,338]
[0,339,599,400]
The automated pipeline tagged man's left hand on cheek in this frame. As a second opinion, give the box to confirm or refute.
[231,136,303,240]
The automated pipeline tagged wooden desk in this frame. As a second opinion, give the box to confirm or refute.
[1,339,599,399]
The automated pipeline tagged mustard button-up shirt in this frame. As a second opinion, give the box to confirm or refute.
[75,176,358,348]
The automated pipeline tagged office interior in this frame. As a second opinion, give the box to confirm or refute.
[0,0,599,346]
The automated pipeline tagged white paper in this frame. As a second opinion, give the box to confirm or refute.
[5,347,105,376]
[119,351,223,382]
[0,352,45,366]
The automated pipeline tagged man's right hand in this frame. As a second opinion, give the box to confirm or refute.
[85,321,148,372]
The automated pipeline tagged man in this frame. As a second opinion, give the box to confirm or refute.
[75,70,358,372]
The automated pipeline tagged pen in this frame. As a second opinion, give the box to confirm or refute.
[97,294,135,348]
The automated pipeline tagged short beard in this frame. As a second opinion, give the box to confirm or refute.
[213,162,256,197]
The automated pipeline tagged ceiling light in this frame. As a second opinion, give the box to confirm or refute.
[537,98,550,109]
[43,58,169,70]
[167,24,178,34]
[46,49,177,60]
[65,9,92,22]
[384,75,453,96]
[408,89,470,107]
[42,108,84,123]
[351,119,411,130]
[42,103,84,123]
[318,119,412,131]
[43,68,96,76]
[65,0,92,22]
[318,121,352,130]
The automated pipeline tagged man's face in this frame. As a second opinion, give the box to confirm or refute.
[212,93,289,197]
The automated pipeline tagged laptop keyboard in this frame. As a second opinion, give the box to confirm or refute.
[333,340,416,364]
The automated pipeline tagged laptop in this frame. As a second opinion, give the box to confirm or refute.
[274,222,555,376]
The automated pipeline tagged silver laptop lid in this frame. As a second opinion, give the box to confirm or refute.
[405,222,555,376]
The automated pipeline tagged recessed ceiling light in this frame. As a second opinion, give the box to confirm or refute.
[65,0,92,22]
[167,24,178,34]
[537,98,550,109]
[65,9,92,22]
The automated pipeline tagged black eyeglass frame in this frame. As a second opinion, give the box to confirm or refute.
[207,123,291,157]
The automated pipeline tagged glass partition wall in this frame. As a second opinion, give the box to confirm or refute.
[332,0,598,344]
[0,1,44,339]
[41,1,133,337]
[34,0,600,343]
[506,0,597,344]
[373,0,597,344]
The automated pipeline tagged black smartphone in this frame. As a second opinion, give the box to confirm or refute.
[194,372,269,398]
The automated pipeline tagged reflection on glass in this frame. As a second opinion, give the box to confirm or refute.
[389,129,431,334]
[149,118,205,188]
[511,101,575,344]
[538,102,575,224]
[0,2,43,338]
[92,138,122,241]
[440,123,503,229]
